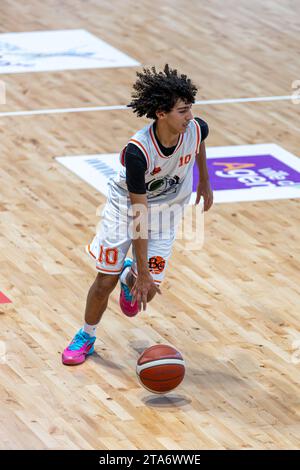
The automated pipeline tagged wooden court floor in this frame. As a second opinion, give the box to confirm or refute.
[0,0,299,449]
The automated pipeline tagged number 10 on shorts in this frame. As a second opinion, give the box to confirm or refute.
[99,246,119,266]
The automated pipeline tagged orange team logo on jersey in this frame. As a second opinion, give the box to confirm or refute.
[150,166,161,175]
[148,256,166,274]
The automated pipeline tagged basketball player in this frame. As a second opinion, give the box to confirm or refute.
[62,64,213,365]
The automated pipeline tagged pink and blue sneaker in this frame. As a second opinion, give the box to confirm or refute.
[62,328,96,365]
[119,258,139,317]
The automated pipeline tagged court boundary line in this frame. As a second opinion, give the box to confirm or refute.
[0,95,295,118]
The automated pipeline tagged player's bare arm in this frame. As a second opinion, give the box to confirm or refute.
[195,141,214,211]
[129,191,161,311]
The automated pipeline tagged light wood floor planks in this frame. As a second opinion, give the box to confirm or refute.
[0,0,299,449]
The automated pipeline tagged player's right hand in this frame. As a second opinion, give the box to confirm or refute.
[131,272,161,311]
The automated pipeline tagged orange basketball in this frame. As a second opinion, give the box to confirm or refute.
[136,344,185,394]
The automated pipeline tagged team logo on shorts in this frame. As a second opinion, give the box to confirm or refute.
[148,256,166,274]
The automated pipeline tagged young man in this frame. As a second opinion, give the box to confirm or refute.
[62,64,213,365]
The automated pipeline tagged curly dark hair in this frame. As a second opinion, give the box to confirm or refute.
[127,64,197,119]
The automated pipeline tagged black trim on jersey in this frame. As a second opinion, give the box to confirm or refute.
[195,117,209,141]
[125,117,209,194]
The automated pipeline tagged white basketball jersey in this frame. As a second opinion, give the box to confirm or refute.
[112,118,201,205]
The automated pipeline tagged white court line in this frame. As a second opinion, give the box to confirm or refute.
[0,95,295,118]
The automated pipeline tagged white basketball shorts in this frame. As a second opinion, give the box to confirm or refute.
[86,181,188,285]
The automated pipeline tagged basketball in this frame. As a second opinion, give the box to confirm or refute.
[136,344,185,394]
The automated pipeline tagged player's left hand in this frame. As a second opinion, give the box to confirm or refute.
[195,180,213,211]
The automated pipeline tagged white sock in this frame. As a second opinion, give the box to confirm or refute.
[83,322,98,337]
[120,266,130,285]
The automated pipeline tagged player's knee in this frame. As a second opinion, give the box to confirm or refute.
[93,272,119,297]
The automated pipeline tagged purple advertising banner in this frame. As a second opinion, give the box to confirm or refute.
[193,154,300,192]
